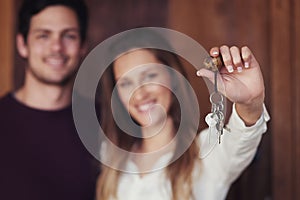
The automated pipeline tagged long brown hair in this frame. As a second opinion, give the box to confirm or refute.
[97,29,201,200]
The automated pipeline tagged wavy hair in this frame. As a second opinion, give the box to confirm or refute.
[97,29,201,200]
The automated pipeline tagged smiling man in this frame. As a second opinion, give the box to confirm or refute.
[0,0,99,199]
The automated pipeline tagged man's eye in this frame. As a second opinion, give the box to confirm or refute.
[36,34,48,39]
[64,33,79,40]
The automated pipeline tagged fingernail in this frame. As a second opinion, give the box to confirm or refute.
[244,62,249,68]
[212,51,218,56]
[196,70,202,76]
[227,65,234,73]
[237,66,243,73]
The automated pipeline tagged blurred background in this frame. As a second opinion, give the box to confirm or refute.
[0,0,299,199]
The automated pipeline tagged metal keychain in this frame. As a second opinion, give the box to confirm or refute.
[203,56,225,144]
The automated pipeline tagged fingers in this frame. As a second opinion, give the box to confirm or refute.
[210,47,219,57]
[241,46,252,68]
[220,46,234,73]
[230,46,243,73]
[209,45,253,73]
[196,68,214,82]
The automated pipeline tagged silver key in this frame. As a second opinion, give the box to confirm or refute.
[205,113,218,144]
[208,67,225,144]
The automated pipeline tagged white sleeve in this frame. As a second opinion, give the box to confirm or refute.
[199,103,270,184]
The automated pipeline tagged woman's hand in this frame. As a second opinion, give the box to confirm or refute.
[197,45,265,126]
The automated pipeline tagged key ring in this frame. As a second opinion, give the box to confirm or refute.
[210,91,223,105]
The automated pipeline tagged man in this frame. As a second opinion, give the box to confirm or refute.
[0,0,99,199]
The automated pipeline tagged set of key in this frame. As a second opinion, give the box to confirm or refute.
[203,56,225,144]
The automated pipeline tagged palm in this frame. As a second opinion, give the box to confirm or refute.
[218,56,264,104]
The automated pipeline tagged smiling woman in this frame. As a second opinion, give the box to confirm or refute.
[96,29,269,200]
[114,50,173,128]
[97,30,201,200]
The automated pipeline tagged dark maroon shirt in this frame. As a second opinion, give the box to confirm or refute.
[0,93,99,200]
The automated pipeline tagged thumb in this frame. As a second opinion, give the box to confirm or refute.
[196,68,225,94]
[196,68,215,84]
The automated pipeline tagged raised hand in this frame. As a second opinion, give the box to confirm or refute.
[197,45,265,126]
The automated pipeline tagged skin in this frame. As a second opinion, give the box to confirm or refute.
[113,49,175,153]
[197,45,265,126]
[15,5,86,110]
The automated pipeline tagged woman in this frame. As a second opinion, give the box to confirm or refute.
[97,30,269,200]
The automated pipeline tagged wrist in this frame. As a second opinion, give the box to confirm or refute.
[235,100,264,126]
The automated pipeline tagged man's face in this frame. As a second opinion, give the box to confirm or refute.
[17,5,85,85]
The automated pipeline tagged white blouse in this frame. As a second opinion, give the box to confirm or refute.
[108,104,270,200]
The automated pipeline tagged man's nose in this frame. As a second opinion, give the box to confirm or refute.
[50,36,63,52]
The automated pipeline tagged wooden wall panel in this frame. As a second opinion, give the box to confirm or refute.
[270,0,294,199]
[292,0,300,199]
[0,1,14,96]
[85,0,168,50]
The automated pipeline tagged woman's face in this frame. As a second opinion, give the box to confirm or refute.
[113,49,173,127]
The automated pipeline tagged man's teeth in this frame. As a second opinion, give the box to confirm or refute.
[47,59,65,65]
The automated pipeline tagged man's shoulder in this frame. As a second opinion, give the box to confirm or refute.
[0,93,13,107]
[0,93,16,120]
